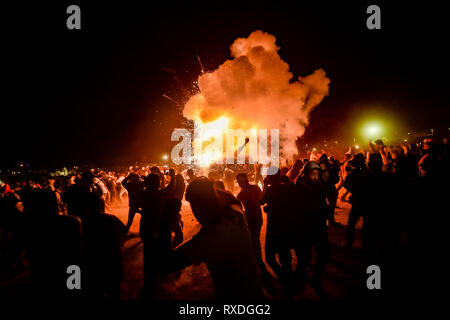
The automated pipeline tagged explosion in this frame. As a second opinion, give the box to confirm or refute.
[183,30,330,167]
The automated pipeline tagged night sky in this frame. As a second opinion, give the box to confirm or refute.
[4,1,449,168]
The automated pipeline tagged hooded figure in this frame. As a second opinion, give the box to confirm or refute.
[293,161,330,290]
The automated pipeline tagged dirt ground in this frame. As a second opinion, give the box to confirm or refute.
[111,189,366,301]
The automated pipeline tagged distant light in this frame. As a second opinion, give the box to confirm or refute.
[362,122,385,140]
[404,139,408,142]
[162,154,169,161]
[312,148,317,152]
[355,145,360,149]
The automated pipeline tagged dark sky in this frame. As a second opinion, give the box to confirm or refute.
[4,1,449,168]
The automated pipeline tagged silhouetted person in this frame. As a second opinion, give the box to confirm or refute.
[186,168,197,184]
[318,154,340,225]
[0,183,22,273]
[236,173,267,274]
[79,193,124,300]
[172,173,186,247]
[254,162,264,188]
[293,161,330,295]
[122,172,143,233]
[224,168,235,193]
[343,153,367,247]
[161,177,266,300]
[260,167,294,293]
[413,140,449,299]
[160,173,185,251]
[357,153,397,263]
[137,169,175,298]
[63,171,104,219]
[21,189,82,299]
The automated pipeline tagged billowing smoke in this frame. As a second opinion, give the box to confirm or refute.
[183,30,330,160]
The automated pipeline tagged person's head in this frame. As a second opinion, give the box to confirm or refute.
[367,153,383,172]
[214,180,226,190]
[187,169,195,178]
[144,173,160,189]
[374,139,384,147]
[175,173,185,186]
[23,189,58,218]
[280,175,290,185]
[207,171,216,182]
[236,173,249,188]
[68,192,102,220]
[266,167,281,185]
[185,177,221,225]
[150,166,162,175]
[128,172,140,183]
[300,161,321,183]
[349,153,366,169]
[208,170,222,182]
[173,174,186,199]
[318,154,329,170]
[80,171,94,186]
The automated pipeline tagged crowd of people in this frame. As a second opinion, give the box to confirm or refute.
[0,137,448,300]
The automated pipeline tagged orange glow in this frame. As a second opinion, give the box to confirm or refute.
[193,116,231,167]
[191,116,261,168]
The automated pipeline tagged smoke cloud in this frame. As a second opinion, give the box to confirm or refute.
[183,30,330,159]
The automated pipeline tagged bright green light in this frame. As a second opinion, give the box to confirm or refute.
[361,121,385,140]
[368,127,378,134]
[353,107,402,144]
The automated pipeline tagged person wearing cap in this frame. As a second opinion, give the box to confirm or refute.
[318,154,340,225]
[293,161,330,293]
